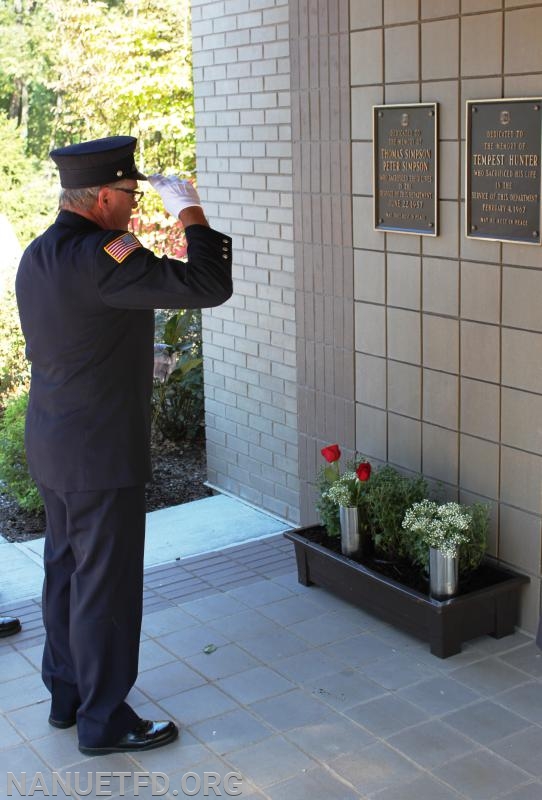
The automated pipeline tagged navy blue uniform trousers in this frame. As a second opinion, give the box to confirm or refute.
[39,484,145,747]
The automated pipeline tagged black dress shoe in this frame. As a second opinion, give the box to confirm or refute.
[78,719,178,756]
[0,617,21,638]
[49,715,77,730]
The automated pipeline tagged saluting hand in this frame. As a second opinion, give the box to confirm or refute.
[148,174,202,218]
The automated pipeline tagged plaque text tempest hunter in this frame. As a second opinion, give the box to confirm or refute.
[466,98,542,245]
[373,103,438,236]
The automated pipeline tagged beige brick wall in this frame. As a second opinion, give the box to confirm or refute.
[192,0,542,632]
[191,0,299,522]
[351,0,542,632]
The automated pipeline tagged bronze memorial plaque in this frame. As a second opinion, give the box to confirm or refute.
[466,98,542,245]
[373,103,438,236]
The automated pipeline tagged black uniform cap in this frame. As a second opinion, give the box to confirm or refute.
[50,136,147,189]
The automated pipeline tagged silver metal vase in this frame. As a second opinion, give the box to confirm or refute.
[429,547,459,599]
[339,506,363,557]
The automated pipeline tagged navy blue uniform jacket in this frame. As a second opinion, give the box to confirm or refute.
[16,210,233,492]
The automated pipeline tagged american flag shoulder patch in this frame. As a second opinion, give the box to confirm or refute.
[103,232,142,263]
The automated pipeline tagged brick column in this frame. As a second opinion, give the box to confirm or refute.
[191,0,299,523]
[290,0,355,524]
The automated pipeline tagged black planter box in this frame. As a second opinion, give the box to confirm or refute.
[284,525,529,658]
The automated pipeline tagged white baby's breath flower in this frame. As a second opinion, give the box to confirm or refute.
[402,500,471,558]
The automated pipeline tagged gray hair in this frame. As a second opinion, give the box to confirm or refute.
[59,185,102,211]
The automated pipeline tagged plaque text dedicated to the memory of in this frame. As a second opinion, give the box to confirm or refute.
[467,99,542,245]
[373,103,438,236]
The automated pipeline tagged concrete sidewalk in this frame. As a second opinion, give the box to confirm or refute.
[0,494,290,604]
[1,502,542,799]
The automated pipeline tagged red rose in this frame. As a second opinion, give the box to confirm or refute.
[321,444,341,463]
[356,462,371,481]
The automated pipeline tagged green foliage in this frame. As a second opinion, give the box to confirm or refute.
[48,0,194,175]
[0,390,42,513]
[26,83,57,160]
[0,0,56,158]
[365,465,428,560]
[0,0,196,245]
[459,502,490,575]
[315,466,340,538]
[0,111,33,185]
[0,287,29,410]
[317,461,429,559]
[0,112,57,245]
[152,309,204,443]
[0,0,194,169]
[316,451,490,580]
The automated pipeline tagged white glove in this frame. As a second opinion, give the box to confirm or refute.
[148,174,202,218]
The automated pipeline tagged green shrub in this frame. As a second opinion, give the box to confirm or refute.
[366,465,428,560]
[0,391,42,513]
[459,501,490,574]
[315,470,341,538]
[152,309,204,443]
[0,288,30,411]
[152,355,204,442]
[0,113,57,247]
[314,446,490,578]
[315,459,427,554]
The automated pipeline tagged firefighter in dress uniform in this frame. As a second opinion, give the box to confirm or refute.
[16,136,233,755]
